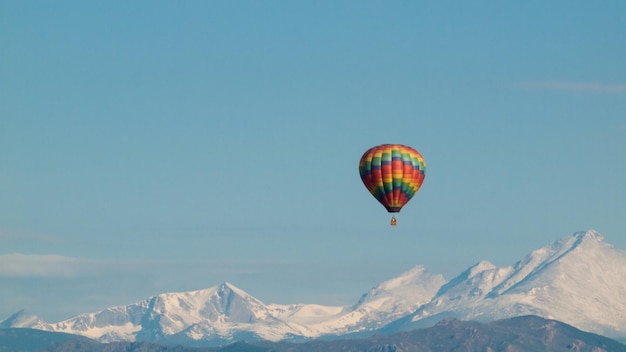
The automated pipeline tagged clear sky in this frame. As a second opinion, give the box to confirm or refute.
[1,1,625,322]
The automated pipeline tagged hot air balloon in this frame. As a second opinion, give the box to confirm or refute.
[359,144,426,226]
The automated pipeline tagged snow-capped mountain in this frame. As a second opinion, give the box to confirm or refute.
[0,310,52,331]
[51,282,315,344]
[266,265,446,338]
[343,265,446,329]
[40,265,444,345]
[2,230,625,345]
[392,230,626,339]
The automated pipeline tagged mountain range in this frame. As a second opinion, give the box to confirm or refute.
[2,230,625,347]
[6,315,625,352]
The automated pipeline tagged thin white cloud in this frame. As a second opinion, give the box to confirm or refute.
[524,81,626,93]
[0,229,67,244]
[0,253,88,277]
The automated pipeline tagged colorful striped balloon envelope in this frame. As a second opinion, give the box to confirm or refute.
[358,144,426,225]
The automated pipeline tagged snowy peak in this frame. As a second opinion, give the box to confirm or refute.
[0,309,52,331]
[576,229,604,242]
[467,260,496,277]
[206,281,269,323]
[430,230,617,302]
[546,229,606,258]
[50,281,278,342]
[403,230,626,340]
[335,265,447,331]
[492,230,626,337]
[434,261,513,301]
[356,265,445,309]
[490,229,611,297]
[372,265,438,291]
[141,281,272,329]
[215,281,250,299]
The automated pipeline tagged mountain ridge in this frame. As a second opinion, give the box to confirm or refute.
[400,230,626,339]
[2,229,625,346]
[9,315,626,352]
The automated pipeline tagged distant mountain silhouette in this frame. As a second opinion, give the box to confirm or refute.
[10,316,622,352]
[0,328,90,352]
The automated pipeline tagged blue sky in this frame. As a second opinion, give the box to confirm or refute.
[2,1,625,322]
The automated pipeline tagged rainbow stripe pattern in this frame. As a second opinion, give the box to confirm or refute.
[359,144,426,213]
